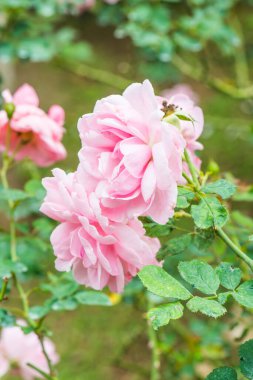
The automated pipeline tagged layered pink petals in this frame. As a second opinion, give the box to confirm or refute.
[0,84,66,167]
[78,80,186,224]
[40,79,204,293]
[0,321,58,380]
[41,169,160,293]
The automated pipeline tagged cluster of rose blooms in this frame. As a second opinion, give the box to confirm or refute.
[0,80,204,295]
[0,81,203,294]
[0,81,203,378]
[40,80,204,293]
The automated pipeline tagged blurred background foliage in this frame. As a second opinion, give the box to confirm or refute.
[1,1,253,379]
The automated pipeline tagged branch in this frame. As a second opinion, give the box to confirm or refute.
[172,54,253,100]
[55,57,131,91]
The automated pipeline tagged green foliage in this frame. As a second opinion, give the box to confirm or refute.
[0,1,93,64]
[141,217,174,237]
[74,291,112,306]
[0,188,29,202]
[233,281,253,308]
[157,234,192,260]
[176,186,195,209]
[140,258,253,330]
[0,308,16,327]
[206,340,253,379]
[147,302,184,330]
[0,260,27,279]
[216,262,242,290]
[206,367,238,380]
[202,179,237,200]
[178,260,220,295]
[239,340,253,379]
[191,197,229,229]
[138,265,191,300]
[186,297,226,318]
[27,274,112,320]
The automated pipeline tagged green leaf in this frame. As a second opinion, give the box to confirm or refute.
[141,217,174,237]
[0,260,27,279]
[191,197,229,229]
[233,281,253,308]
[0,188,29,202]
[218,292,232,305]
[178,260,220,295]
[148,302,184,330]
[202,179,236,200]
[0,309,16,327]
[178,187,195,202]
[206,367,237,380]
[74,291,112,306]
[51,298,78,311]
[29,305,51,320]
[216,262,242,290]
[187,297,226,318]
[176,196,190,209]
[157,234,192,260]
[41,279,79,299]
[239,340,253,380]
[24,179,45,201]
[138,265,191,300]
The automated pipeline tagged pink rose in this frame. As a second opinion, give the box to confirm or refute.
[161,84,199,104]
[162,90,204,171]
[78,80,186,225]
[0,84,66,167]
[40,168,160,293]
[0,321,59,380]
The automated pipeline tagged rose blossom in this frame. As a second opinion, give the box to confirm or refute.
[78,80,186,225]
[161,84,199,104]
[40,168,160,293]
[0,321,59,380]
[161,89,204,171]
[0,84,66,167]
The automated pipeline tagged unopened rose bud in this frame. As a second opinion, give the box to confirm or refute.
[207,160,220,174]
[4,102,15,120]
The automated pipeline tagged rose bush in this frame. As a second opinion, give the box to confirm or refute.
[0,80,253,380]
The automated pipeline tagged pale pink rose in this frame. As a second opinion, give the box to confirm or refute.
[40,168,160,293]
[0,322,59,380]
[0,84,66,167]
[161,84,199,104]
[78,80,186,225]
[162,92,204,171]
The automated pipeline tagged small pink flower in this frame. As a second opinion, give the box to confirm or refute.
[0,321,59,380]
[0,84,66,167]
[78,80,186,225]
[161,87,204,171]
[40,168,160,293]
[161,84,199,104]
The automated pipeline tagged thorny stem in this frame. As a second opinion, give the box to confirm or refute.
[184,149,253,272]
[0,145,58,380]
